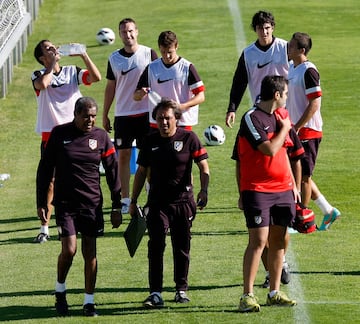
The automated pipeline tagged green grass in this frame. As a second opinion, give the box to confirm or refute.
[1,0,360,323]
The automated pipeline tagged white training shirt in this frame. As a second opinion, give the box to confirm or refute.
[32,65,86,133]
[287,61,323,132]
[108,45,153,116]
[147,57,203,126]
[244,37,289,103]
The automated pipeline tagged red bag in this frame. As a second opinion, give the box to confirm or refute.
[292,203,316,234]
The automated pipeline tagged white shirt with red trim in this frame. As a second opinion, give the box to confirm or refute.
[32,65,89,133]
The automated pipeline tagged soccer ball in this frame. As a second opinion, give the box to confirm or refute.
[204,125,226,146]
[96,27,115,45]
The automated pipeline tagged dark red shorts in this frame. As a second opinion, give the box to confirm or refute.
[301,138,321,176]
[55,204,104,238]
[114,113,149,149]
[242,190,295,228]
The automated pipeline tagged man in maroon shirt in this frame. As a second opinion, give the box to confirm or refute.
[36,97,122,317]
[129,98,209,308]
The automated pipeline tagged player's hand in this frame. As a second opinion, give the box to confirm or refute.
[238,196,243,210]
[226,112,235,128]
[196,190,208,210]
[103,116,112,132]
[110,209,122,228]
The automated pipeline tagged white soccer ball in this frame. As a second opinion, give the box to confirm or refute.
[96,27,115,45]
[204,125,226,146]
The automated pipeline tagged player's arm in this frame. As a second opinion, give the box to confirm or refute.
[33,48,57,90]
[196,159,210,210]
[133,66,149,101]
[103,79,116,132]
[226,53,248,128]
[129,165,148,216]
[79,52,101,83]
[294,96,320,132]
[257,115,292,156]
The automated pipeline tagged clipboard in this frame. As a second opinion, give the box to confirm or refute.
[124,205,147,257]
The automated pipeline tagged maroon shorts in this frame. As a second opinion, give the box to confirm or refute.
[301,138,321,176]
[242,190,295,228]
[55,204,104,238]
[114,113,149,149]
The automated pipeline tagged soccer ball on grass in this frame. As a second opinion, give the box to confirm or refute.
[204,125,226,146]
[96,28,115,45]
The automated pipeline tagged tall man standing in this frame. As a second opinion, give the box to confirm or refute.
[32,40,101,242]
[287,32,340,230]
[37,97,122,317]
[129,99,209,308]
[103,18,158,214]
[235,76,297,312]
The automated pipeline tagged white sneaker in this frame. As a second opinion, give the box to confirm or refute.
[121,198,131,214]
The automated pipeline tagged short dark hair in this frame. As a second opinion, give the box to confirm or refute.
[291,32,312,55]
[260,75,288,101]
[251,11,275,31]
[158,30,178,47]
[152,98,182,120]
[74,97,98,115]
[119,18,137,29]
[34,39,49,65]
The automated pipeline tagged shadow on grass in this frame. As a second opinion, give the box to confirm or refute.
[292,270,360,276]
[0,284,241,320]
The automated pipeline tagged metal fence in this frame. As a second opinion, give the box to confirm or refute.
[0,0,43,98]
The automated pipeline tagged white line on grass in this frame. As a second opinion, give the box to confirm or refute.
[286,242,311,323]
[226,1,311,321]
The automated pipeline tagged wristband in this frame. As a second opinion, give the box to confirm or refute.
[200,189,208,194]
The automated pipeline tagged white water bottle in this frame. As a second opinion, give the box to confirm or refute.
[147,89,162,106]
[58,43,86,56]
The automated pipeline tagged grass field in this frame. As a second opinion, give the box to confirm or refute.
[1,0,360,323]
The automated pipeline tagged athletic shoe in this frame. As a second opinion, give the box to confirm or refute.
[262,275,270,288]
[143,293,164,308]
[55,292,69,316]
[83,303,98,317]
[281,262,291,284]
[121,197,131,214]
[174,291,190,303]
[238,294,260,312]
[318,207,341,231]
[33,233,49,243]
[266,291,296,307]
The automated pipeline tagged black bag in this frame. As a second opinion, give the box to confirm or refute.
[124,205,147,257]
[292,202,316,234]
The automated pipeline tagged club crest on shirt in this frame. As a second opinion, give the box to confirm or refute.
[174,141,183,152]
[89,139,98,150]
[254,216,262,225]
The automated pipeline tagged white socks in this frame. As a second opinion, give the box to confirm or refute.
[40,225,49,235]
[314,194,332,215]
[84,293,94,305]
[55,281,66,293]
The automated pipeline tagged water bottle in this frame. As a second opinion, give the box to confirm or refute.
[58,43,86,56]
[147,89,162,106]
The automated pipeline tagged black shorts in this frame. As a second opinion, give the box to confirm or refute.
[301,138,321,176]
[242,190,295,229]
[114,114,149,150]
[55,204,104,238]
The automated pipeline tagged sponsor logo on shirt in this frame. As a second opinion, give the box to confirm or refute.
[121,66,137,75]
[257,61,272,69]
[157,78,172,84]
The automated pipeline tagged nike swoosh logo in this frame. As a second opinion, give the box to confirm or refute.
[63,140,72,144]
[257,61,272,69]
[152,147,159,151]
[121,67,136,75]
[157,78,172,84]
[264,126,270,130]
